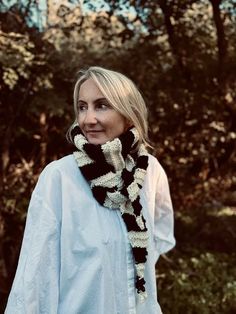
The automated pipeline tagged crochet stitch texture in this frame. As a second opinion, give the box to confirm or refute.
[72,125,149,300]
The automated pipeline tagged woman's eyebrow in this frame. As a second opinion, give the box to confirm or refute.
[77,98,108,104]
[94,98,108,103]
[77,99,86,104]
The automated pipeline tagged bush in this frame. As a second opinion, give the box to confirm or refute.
[157,251,236,314]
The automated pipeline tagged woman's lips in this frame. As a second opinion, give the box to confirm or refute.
[86,130,104,135]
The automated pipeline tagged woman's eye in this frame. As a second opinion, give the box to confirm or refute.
[96,103,110,110]
[77,104,87,111]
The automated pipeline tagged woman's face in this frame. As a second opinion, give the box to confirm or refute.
[77,78,129,145]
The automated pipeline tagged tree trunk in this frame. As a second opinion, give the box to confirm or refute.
[0,128,11,193]
[158,0,192,84]
[209,0,227,84]
[39,112,48,168]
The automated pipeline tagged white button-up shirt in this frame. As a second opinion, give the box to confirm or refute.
[5,154,175,314]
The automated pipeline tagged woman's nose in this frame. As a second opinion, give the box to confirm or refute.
[84,108,97,124]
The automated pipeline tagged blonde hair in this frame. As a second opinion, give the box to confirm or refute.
[67,66,150,147]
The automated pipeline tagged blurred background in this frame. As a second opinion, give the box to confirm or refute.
[0,0,236,313]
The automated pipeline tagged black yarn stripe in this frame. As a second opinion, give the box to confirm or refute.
[132,247,148,264]
[136,155,149,170]
[119,130,135,159]
[130,148,138,161]
[122,213,145,232]
[84,143,114,169]
[80,162,114,181]
[71,125,82,139]
[92,186,113,204]
[132,197,144,217]
[120,186,128,198]
[121,168,135,186]
[136,277,146,292]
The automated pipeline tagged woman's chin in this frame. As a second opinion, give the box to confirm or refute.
[86,134,107,145]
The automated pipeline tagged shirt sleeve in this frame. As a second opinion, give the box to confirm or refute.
[153,163,176,257]
[5,164,61,314]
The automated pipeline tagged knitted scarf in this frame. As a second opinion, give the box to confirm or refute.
[71,125,149,300]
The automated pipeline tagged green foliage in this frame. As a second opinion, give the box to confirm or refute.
[0,31,35,88]
[157,206,236,313]
[157,252,236,314]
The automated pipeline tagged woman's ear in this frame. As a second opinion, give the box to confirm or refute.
[126,120,133,130]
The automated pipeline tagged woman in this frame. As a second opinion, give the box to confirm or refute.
[5,66,175,314]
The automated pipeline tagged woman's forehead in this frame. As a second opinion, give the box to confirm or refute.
[79,78,104,100]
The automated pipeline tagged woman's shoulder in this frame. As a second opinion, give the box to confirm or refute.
[147,153,165,174]
[37,154,79,184]
[33,154,83,196]
[42,154,76,174]
[146,154,169,188]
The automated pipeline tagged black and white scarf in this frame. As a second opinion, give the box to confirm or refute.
[71,125,149,300]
